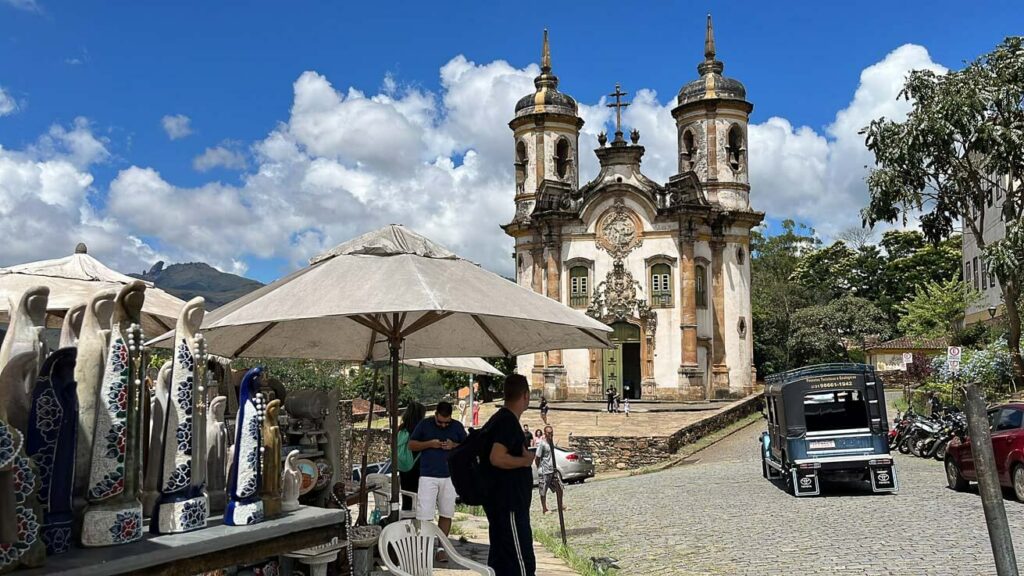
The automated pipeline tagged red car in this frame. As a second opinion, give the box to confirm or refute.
[945,402,1024,501]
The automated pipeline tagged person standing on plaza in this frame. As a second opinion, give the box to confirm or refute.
[606,386,616,413]
[535,425,566,516]
[481,374,536,576]
[408,401,466,562]
[539,396,550,424]
[533,429,543,447]
[623,397,630,417]
[523,424,532,447]
[472,399,481,427]
[397,401,426,513]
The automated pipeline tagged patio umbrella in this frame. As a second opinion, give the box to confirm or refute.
[149,224,612,520]
[0,243,185,337]
[401,357,503,376]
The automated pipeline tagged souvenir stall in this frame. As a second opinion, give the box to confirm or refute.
[0,255,348,576]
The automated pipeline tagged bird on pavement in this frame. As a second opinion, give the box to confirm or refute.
[591,556,621,574]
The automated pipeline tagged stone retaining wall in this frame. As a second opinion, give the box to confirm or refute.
[567,394,763,471]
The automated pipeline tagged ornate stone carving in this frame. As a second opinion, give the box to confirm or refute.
[586,260,657,331]
[595,199,642,258]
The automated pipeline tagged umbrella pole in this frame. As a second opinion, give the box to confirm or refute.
[356,365,380,526]
[388,337,401,523]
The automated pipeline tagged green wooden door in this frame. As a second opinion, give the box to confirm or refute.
[602,343,623,395]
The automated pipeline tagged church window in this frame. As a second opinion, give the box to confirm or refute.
[736,247,746,266]
[727,125,744,171]
[555,138,571,180]
[695,264,708,308]
[515,140,528,193]
[738,316,747,339]
[650,263,672,308]
[569,266,589,308]
[681,129,697,171]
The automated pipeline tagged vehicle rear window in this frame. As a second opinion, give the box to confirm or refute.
[996,408,1023,431]
[803,390,868,432]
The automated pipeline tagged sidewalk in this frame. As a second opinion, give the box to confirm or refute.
[448,511,578,575]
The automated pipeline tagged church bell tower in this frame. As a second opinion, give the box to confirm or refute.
[508,30,584,224]
[671,14,753,211]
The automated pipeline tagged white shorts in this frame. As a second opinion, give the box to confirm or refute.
[416,476,457,521]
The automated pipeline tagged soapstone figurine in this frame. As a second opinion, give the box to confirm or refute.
[206,395,228,513]
[281,449,301,513]
[59,303,85,349]
[80,281,147,547]
[225,367,265,526]
[142,361,172,517]
[261,399,283,519]
[73,289,115,518]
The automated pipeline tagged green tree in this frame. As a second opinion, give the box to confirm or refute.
[861,36,1024,379]
[751,220,818,375]
[788,295,891,365]
[876,231,962,326]
[897,278,982,341]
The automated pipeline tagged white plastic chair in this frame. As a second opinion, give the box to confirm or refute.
[377,520,495,575]
[365,473,418,521]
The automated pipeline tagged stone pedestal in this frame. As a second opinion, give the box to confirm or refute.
[711,365,731,399]
[678,367,705,401]
[542,366,567,401]
[641,378,657,399]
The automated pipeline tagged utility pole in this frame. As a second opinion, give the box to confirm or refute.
[964,382,1019,576]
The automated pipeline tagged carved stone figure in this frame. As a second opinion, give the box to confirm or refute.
[81,281,147,547]
[225,367,265,526]
[0,287,49,573]
[152,297,209,534]
[143,361,172,517]
[206,395,228,513]
[26,347,78,555]
[73,289,116,518]
[59,303,85,349]
[261,398,283,519]
[281,449,301,513]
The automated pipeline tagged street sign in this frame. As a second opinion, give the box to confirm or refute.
[902,352,914,366]
[947,346,962,361]
[948,360,961,374]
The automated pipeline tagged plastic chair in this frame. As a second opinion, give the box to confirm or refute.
[377,520,495,575]
[365,473,418,521]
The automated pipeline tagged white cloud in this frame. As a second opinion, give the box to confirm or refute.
[748,44,946,237]
[0,87,19,117]
[0,44,949,281]
[193,144,247,172]
[2,0,41,13]
[161,114,193,140]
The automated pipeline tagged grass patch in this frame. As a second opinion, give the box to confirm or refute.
[533,527,609,576]
[455,503,485,517]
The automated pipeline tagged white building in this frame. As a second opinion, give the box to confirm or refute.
[502,19,763,401]
[963,173,1011,325]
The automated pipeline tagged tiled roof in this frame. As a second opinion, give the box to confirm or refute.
[352,398,387,415]
[864,336,948,351]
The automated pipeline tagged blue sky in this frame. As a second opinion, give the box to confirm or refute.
[1,0,1021,283]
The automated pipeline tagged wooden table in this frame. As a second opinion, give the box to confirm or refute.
[21,507,347,576]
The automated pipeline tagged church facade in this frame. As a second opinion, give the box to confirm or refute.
[503,17,763,401]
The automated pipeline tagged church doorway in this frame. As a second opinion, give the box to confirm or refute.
[603,322,643,400]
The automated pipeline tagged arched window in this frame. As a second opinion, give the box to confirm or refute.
[695,264,707,308]
[681,130,697,171]
[650,263,672,308]
[569,266,589,308]
[555,138,571,179]
[727,125,744,171]
[515,140,528,193]
[736,247,746,266]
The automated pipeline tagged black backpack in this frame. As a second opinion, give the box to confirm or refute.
[448,422,493,506]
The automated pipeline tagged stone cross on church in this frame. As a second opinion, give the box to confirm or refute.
[503,15,763,402]
[607,83,630,143]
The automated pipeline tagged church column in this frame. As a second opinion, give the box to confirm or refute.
[530,247,546,390]
[678,229,701,400]
[710,238,730,395]
[544,242,562,367]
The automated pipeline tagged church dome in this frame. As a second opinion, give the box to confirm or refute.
[677,15,747,106]
[514,30,578,118]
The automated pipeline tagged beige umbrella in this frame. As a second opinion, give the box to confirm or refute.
[0,243,185,337]
[149,224,611,520]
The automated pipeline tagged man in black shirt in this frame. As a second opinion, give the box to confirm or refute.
[481,374,536,576]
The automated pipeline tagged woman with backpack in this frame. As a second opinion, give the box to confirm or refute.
[397,401,426,512]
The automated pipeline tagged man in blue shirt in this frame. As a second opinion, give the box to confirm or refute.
[408,401,466,558]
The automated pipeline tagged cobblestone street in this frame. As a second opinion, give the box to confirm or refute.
[534,397,1024,575]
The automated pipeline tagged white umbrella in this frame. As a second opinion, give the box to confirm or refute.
[402,357,503,376]
[0,243,185,337]
[149,224,612,519]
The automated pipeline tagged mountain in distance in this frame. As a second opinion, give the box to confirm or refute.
[131,261,264,309]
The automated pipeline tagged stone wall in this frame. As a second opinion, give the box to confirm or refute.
[877,369,921,389]
[568,394,762,471]
[352,428,392,464]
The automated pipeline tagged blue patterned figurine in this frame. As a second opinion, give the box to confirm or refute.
[225,367,265,526]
